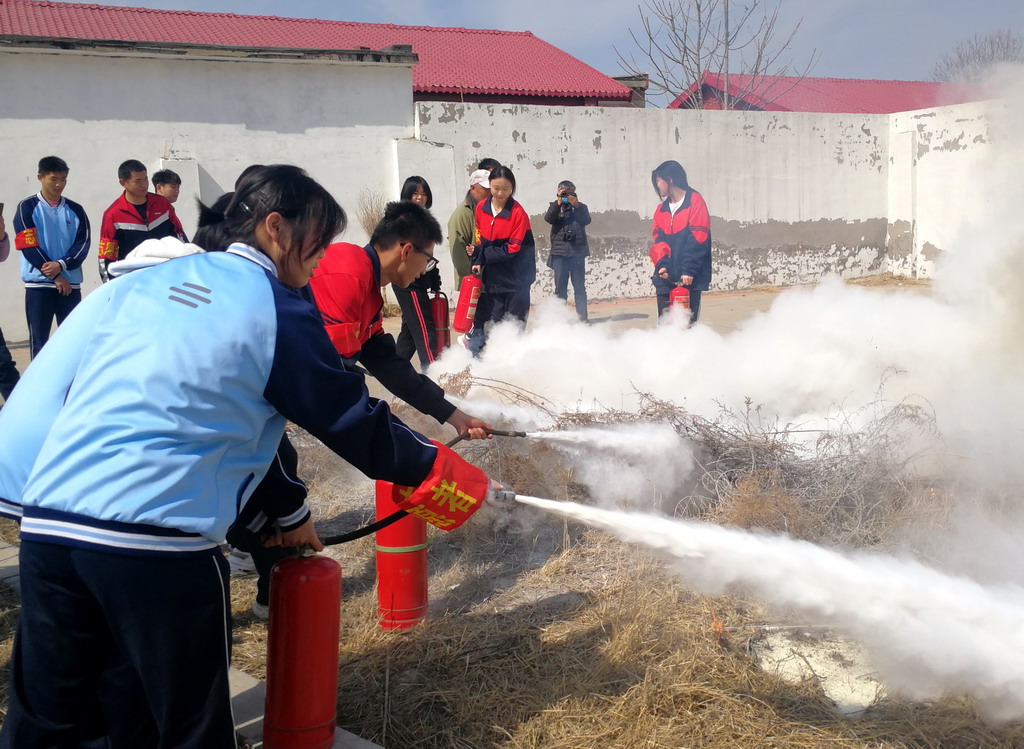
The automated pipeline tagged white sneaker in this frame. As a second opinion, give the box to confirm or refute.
[250,601,270,620]
[227,549,257,576]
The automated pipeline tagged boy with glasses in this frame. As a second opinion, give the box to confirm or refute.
[309,201,489,439]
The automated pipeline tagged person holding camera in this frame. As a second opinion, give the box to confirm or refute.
[543,180,591,322]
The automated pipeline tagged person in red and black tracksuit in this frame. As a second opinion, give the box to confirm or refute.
[97,159,185,282]
[392,176,443,370]
[309,200,491,439]
[649,160,712,322]
[471,166,536,349]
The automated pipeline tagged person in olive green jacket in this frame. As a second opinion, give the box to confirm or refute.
[447,169,491,288]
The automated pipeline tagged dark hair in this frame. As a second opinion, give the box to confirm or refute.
[369,201,443,250]
[152,169,181,186]
[477,158,502,173]
[38,156,69,175]
[557,180,576,193]
[651,160,689,195]
[118,159,147,181]
[488,166,516,195]
[235,164,266,190]
[195,164,346,261]
[400,176,433,209]
[192,192,235,252]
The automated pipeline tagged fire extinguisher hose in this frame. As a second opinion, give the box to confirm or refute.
[318,428,527,547]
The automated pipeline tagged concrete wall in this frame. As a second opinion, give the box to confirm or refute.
[414,99,1002,301]
[0,45,1003,341]
[415,102,893,300]
[0,48,415,340]
[887,101,997,277]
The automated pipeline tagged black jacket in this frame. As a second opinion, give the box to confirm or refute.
[544,201,591,257]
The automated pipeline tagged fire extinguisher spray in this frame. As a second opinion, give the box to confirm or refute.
[430,290,450,357]
[263,549,342,749]
[452,274,482,334]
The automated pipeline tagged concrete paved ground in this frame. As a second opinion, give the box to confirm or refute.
[5,289,781,378]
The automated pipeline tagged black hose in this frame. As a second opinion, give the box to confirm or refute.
[318,428,526,546]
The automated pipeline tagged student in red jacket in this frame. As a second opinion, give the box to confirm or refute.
[649,160,712,321]
[309,201,490,439]
[470,166,536,351]
[97,159,185,282]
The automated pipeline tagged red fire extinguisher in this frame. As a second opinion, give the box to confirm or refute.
[430,290,450,356]
[375,480,429,630]
[452,274,482,334]
[264,550,342,749]
[669,284,690,311]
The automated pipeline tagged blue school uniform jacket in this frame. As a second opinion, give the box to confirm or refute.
[0,244,437,555]
[14,193,91,288]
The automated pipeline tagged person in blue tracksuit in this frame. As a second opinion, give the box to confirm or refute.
[0,165,490,748]
[13,156,91,359]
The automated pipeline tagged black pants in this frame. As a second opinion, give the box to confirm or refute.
[656,287,702,323]
[0,326,20,401]
[26,286,81,359]
[0,541,236,748]
[550,255,588,320]
[225,524,294,607]
[393,285,438,369]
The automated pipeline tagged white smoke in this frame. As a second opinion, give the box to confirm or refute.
[530,423,695,509]
[517,495,1024,722]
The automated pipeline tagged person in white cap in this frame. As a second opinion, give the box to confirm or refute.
[447,168,491,289]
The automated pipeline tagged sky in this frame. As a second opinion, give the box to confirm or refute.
[46,0,1024,104]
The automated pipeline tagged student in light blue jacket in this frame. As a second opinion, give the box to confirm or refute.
[0,165,490,748]
[13,156,90,358]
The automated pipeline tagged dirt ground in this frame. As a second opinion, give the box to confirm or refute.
[11,274,1019,748]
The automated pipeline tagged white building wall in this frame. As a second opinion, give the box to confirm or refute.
[415,102,893,300]
[0,48,415,340]
[888,100,998,277]
[0,46,1006,342]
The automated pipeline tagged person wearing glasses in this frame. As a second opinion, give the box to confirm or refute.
[544,180,591,322]
[309,201,490,439]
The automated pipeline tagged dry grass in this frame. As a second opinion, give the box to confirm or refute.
[2,383,1021,746]
[229,397,1023,748]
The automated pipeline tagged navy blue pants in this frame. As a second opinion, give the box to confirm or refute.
[26,286,81,359]
[0,326,19,401]
[656,288,702,323]
[0,541,236,748]
[550,255,588,321]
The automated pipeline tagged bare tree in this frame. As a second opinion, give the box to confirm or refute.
[932,30,1024,84]
[616,0,817,109]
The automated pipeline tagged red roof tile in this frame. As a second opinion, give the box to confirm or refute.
[0,0,631,100]
[668,72,980,114]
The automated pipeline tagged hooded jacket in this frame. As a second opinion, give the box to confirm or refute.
[649,188,712,292]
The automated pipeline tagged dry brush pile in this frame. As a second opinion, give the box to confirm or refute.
[231,372,1024,747]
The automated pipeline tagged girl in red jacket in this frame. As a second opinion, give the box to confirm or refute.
[649,160,712,321]
[470,166,536,349]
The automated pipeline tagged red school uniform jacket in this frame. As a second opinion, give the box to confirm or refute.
[98,192,185,280]
[308,242,455,423]
[649,188,712,292]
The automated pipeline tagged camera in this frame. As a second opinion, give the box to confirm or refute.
[562,229,576,243]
